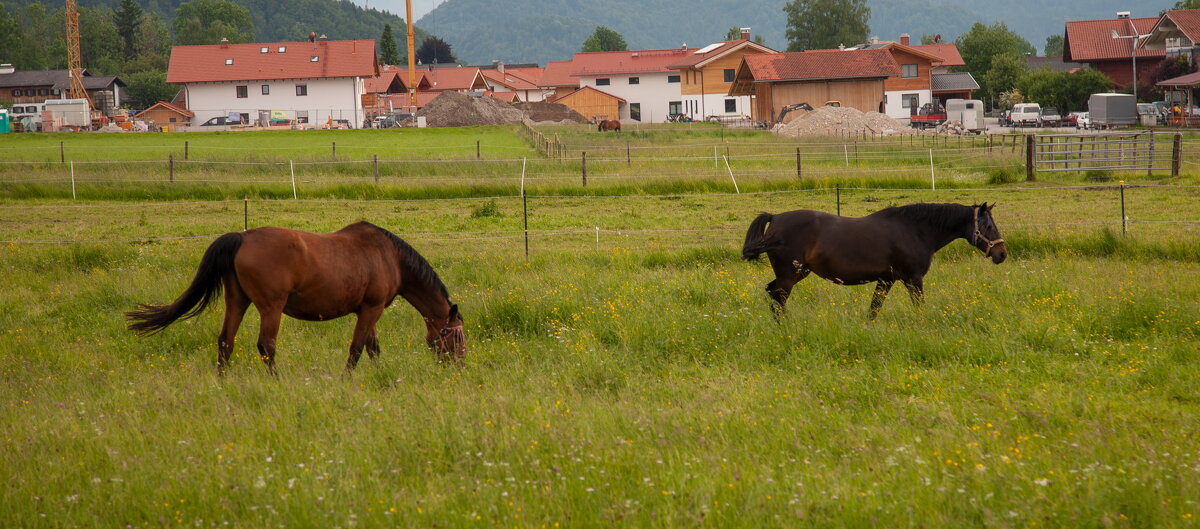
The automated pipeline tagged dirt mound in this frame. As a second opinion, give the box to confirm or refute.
[774,106,921,137]
[514,101,587,123]
[417,91,526,127]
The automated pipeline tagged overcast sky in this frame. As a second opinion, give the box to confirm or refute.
[348,0,447,20]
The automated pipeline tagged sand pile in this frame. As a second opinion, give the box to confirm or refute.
[514,101,586,123]
[417,92,526,127]
[774,106,920,137]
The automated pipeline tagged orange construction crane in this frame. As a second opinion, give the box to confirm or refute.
[406,0,416,107]
[64,0,94,108]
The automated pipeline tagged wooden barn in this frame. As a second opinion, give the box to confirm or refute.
[554,85,625,122]
[728,49,898,124]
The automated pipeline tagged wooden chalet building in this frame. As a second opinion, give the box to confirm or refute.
[666,28,777,121]
[728,48,899,125]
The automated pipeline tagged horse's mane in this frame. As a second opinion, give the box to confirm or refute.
[874,203,973,231]
[365,223,451,300]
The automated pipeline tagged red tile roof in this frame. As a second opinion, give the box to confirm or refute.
[1157,9,1200,44]
[1064,17,1164,62]
[538,60,577,87]
[666,39,777,69]
[424,67,486,91]
[167,40,378,84]
[571,47,699,76]
[481,69,540,91]
[557,85,626,103]
[912,43,964,67]
[504,67,544,85]
[486,91,520,103]
[742,49,900,82]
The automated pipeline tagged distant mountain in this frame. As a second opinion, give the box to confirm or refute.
[5,0,426,44]
[418,0,1175,66]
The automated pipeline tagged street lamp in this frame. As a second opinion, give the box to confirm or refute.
[1112,11,1151,101]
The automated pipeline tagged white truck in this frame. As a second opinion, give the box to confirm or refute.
[1010,103,1042,127]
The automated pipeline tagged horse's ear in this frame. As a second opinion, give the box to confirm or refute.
[449,303,460,321]
[986,202,995,212]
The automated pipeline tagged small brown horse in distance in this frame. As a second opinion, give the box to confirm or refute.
[126,222,465,374]
[597,119,621,132]
[743,203,1007,318]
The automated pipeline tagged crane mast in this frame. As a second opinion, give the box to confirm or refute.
[65,0,94,108]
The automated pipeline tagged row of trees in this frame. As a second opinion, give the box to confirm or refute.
[378,24,456,65]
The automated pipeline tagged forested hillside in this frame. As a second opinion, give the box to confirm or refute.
[418,0,1175,65]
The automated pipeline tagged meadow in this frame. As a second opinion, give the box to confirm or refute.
[1,126,1199,527]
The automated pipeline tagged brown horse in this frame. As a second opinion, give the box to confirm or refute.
[126,221,465,374]
[597,119,621,132]
[742,202,1006,318]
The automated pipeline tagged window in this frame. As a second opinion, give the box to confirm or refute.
[296,110,309,124]
[310,55,319,62]
[225,58,234,65]
[295,84,308,96]
[260,46,269,53]
[38,88,48,96]
[24,89,34,96]
[10,89,18,97]
[901,64,918,78]
[628,76,639,85]
[236,85,248,98]
[596,78,610,86]
[629,103,641,121]
[261,84,270,95]
[667,74,680,83]
[51,88,61,95]
[723,69,735,83]
[902,93,919,109]
[278,46,287,53]
[725,99,736,113]
[169,117,177,123]
[669,101,682,115]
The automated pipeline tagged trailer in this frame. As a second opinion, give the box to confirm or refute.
[1088,93,1137,129]
[944,99,986,133]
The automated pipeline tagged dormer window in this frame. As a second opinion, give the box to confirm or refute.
[278,46,287,53]
[225,58,234,65]
[310,55,319,62]
[260,47,269,53]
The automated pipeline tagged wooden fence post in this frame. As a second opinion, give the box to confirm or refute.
[373,154,379,184]
[1025,135,1036,181]
[796,147,802,179]
[476,140,481,160]
[169,153,174,183]
[332,141,336,160]
[581,151,587,187]
[1172,133,1183,177]
[184,141,189,160]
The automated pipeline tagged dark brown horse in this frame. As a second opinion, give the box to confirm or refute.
[597,119,621,132]
[742,203,1006,318]
[126,221,465,374]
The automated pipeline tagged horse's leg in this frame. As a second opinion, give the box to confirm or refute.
[346,305,384,371]
[255,303,284,377]
[766,255,810,314]
[365,329,381,361]
[868,280,895,320]
[903,277,925,308]
[217,276,250,376]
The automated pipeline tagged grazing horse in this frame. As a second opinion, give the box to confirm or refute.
[742,203,1006,318]
[126,221,466,374]
[597,119,621,132]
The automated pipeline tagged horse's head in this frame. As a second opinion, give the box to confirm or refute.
[427,303,466,362]
[971,202,1007,264]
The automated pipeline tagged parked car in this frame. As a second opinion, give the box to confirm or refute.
[374,112,415,128]
[1010,103,1042,127]
[1062,111,1085,127]
[200,116,229,126]
[1074,112,1091,130]
[1040,107,1062,127]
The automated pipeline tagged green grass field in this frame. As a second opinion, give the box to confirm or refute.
[2,126,1199,527]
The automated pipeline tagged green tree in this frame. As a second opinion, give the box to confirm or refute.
[1018,68,1111,113]
[919,34,941,45]
[783,0,870,52]
[115,0,142,60]
[581,26,627,52]
[172,0,254,45]
[1044,34,1064,57]
[0,3,20,66]
[983,53,1028,108]
[1173,0,1200,8]
[956,22,1036,80]
[124,70,178,108]
[379,24,401,65]
[416,36,456,64]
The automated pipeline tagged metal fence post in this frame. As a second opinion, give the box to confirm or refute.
[836,184,841,216]
[1119,180,1127,236]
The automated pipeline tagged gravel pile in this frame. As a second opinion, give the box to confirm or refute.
[417,92,526,127]
[513,101,586,123]
[774,106,921,137]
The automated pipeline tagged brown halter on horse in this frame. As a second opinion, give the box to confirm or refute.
[742,202,1007,319]
[126,222,466,374]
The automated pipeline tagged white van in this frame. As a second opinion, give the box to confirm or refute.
[1010,103,1042,127]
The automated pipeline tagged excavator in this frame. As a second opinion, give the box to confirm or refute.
[776,101,842,122]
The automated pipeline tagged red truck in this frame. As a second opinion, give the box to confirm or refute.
[909,102,947,129]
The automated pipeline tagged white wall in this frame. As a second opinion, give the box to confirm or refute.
[681,94,753,120]
[884,89,931,121]
[185,77,365,128]
[579,72,681,123]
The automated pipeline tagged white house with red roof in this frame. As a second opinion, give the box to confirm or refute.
[167,36,379,128]
[570,46,700,122]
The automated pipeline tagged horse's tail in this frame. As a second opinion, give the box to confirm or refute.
[126,232,244,335]
[742,212,774,261]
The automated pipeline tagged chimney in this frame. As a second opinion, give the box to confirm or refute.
[681,42,687,50]
[319,34,328,43]
[740,27,750,41]
[309,31,316,42]
[0,64,14,75]
[870,35,879,44]
[219,37,229,48]
[900,33,910,46]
